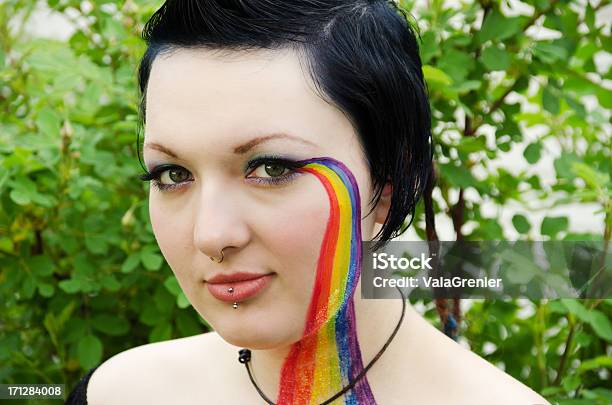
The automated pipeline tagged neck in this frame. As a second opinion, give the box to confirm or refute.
[245,277,411,402]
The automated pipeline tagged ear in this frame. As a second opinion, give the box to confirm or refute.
[374,182,392,225]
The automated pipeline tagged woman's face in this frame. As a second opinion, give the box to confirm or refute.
[143,47,387,349]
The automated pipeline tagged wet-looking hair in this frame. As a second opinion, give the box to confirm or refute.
[137,0,433,250]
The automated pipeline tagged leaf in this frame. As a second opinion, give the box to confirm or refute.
[177,291,190,309]
[578,355,612,373]
[498,249,538,284]
[478,11,523,43]
[540,386,564,396]
[176,311,202,336]
[541,216,568,238]
[511,214,530,234]
[149,323,172,343]
[571,162,609,190]
[154,287,175,315]
[438,163,476,188]
[121,253,140,273]
[164,276,182,296]
[419,31,438,64]
[523,142,541,164]
[589,310,612,342]
[480,46,510,71]
[573,330,593,349]
[585,388,612,403]
[74,254,95,278]
[36,108,61,137]
[100,274,121,292]
[457,135,487,155]
[596,86,612,109]
[92,314,130,336]
[78,334,103,369]
[555,399,599,405]
[141,250,163,271]
[9,189,31,205]
[562,374,581,392]
[38,283,55,298]
[564,96,586,118]
[554,152,581,180]
[452,80,481,94]
[85,234,109,255]
[560,299,591,323]
[542,86,560,114]
[58,279,81,294]
[422,65,453,87]
[437,49,474,82]
[480,219,503,239]
[22,276,36,299]
[548,300,568,314]
[139,305,162,327]
[27,255,55,276]
[534,42,568,64]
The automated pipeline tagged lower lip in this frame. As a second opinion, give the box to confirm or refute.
[206,274,275,303]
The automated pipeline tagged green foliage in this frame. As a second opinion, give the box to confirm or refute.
[0,0,609,404]
[401,0,611,402]
[0,0,210,396]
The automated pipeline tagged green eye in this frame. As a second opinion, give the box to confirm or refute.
[166,168,190,183]
[264,163,287,177]
[244,155,303,187]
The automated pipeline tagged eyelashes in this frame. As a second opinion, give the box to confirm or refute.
[138,164,190,192]
[138,154,307,192]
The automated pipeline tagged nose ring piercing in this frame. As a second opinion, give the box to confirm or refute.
[209,248,225,263]
[233,302,239,309]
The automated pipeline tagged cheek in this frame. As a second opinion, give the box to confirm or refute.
[148,194,192,277]
[257,180,330,291]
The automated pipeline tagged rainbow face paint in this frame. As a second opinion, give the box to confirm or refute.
[276,157,377,405]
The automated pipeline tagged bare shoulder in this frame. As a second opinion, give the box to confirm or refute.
[432,334,551,405]
[394,308,551,405]
[87,332,236,405]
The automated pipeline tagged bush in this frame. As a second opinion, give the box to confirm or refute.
[0,1,609,404]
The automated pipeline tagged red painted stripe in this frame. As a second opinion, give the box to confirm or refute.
[277,166,341,404]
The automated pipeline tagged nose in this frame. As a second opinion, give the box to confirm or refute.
[192,180,251,261]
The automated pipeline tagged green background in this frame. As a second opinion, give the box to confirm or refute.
[0,0,610,404]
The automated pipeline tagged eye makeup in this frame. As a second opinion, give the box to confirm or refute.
[138,164,193,192]
[138,154,308,192]
[244,153,307,187]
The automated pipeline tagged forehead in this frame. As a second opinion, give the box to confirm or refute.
[144,47,353,149]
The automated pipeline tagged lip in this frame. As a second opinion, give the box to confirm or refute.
[206,272,275,302]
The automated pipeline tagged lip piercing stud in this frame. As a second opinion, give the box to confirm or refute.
[233,302,239,309]
[228,287,234,294]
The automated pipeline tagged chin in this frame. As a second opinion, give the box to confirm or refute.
[213,318,301,350]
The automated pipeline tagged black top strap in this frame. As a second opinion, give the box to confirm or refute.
[65,365,100,405]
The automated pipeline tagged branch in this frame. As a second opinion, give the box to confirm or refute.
[424,164,447,330]
[464,0,560,136]
[553,315,576,386]
[465,77,520,136]
[522,0,560,32]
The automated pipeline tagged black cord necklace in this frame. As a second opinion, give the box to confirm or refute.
[237,285,406,405]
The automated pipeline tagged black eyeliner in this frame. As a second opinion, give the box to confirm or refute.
[244,154,306,174]
[138,164,176,182]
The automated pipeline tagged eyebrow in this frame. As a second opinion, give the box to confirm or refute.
[144,133,316,158]
[232,133,316,154]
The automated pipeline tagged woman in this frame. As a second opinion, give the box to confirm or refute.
[67,0,549,404]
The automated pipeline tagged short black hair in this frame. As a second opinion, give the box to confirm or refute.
[137,0,432,250]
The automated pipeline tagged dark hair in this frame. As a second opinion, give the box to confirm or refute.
[137,0,432,250]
